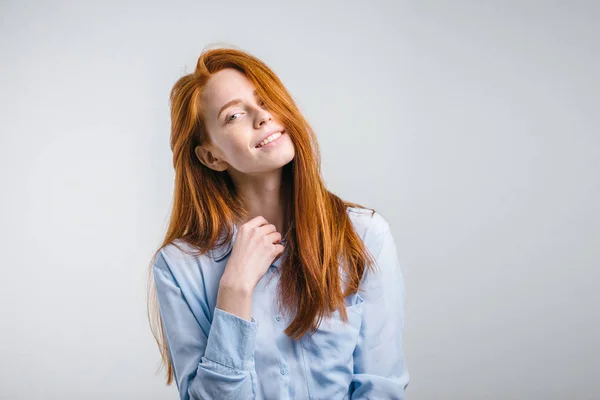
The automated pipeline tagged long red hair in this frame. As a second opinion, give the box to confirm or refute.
[147,45,378,385]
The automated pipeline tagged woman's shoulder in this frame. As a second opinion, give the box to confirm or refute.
[154,239,199,273]
[345,205,391,243]
[154,238,225,275]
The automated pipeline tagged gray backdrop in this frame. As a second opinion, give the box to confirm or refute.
[1,0,598,399]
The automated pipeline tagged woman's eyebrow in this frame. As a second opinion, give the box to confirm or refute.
[217,89,259,120]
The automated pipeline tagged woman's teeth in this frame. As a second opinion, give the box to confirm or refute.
[256,131,282,148]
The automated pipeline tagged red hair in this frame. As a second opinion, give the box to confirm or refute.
[147,45,378,385]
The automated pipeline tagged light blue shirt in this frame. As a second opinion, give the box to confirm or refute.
[153,206,410,399]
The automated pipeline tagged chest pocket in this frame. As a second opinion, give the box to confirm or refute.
[299,293,365,399]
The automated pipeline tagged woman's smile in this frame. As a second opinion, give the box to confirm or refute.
[255,131,287,149]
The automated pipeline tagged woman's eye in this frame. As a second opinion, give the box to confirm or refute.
[226,113,241,123]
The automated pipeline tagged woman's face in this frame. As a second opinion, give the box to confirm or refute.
[196,68,295,175]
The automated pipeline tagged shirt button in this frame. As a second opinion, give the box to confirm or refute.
[275,315,281,321]
[280,369,286,375]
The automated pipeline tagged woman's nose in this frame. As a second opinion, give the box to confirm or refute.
[255,109,273,128]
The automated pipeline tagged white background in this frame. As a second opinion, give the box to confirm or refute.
[1,1,598,399]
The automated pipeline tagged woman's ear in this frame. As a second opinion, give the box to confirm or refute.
[195,145,228,171]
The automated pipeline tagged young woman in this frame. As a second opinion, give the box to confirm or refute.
[147,46,410,400]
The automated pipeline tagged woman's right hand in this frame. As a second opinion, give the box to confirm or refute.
[220,216,285,294]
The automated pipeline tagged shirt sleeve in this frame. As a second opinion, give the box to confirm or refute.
[350,215,410,399]
[153,257,258,400]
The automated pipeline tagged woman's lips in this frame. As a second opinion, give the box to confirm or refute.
[255,131,286,149]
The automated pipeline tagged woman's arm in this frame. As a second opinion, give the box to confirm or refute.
[153,255,258,400]
[350,214,410,399]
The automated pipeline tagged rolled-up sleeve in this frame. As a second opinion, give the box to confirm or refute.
[153,255,258,400]
[350,214,410,399]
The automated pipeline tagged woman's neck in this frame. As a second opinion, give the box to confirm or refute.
[232,169,287,234]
